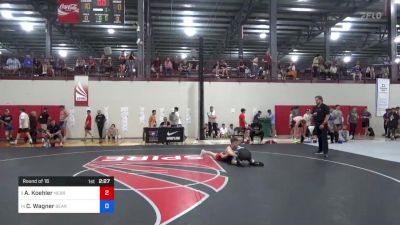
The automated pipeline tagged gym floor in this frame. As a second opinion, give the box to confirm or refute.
[1,143,399,225]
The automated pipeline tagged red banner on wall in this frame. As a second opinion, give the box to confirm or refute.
[58,0,80,24]
[74,76,89,106]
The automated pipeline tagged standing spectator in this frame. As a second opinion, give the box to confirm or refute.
[126,51,136,77]
[239,108,247,131]
[45,119,63,147]
[38,108,49,133]
[169,107,182,127]
[11,109,32,145]
[312,54,322,78]
[313,96,330,157]
[118,51,126,77]
[219,123,228,138]
[151,57,162,78]
[83,110,94,141]
[95,110,106,142]
[148,110,157,128]
[22,55,33,75]
[347,107,359,140]
[29,111,38,144]
[267,109,277,137]
[263,49,272,79]
[1,109,13,142]
[331,105,343,142]
[383,108,390,137]
[253,111,262,124]
[387,108,399,140]
[251,55,259,77]
[5,56,21,75]
[207,106,218,138]
[160,117,171,127]
[59,105,70,141]
[361,107,372,136]
[164,57,173,76]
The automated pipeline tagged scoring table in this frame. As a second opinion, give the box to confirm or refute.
[18,176,114,213]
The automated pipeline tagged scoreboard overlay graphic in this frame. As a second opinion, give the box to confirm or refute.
[83,154,229,225]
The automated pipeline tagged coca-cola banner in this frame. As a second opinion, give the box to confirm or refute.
[58,0,80,24]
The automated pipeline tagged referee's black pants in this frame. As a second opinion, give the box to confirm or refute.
[316,125,328,154]
[97,122,105,139]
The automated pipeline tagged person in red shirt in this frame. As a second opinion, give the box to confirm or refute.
[239,108,247,130]
[83,110,94,142]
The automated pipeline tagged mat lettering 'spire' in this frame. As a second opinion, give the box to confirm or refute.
[84,155,229,225]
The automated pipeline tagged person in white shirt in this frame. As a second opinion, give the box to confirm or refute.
[365,66,375,79]
[251,55,259,77]
[227,124,235,137]
[219,123,228,138]
[329,64,338,80]
[11,108,32,145]
[303,109,312,139]
[169,107,182,127]
[207,106,218,138]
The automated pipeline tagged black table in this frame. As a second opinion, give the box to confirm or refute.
[143,127,185,144]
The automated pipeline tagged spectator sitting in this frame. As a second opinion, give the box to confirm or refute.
[219,60,230,79]
[99,54,106,73]
[213,61,221,77]
[251,55,259,78]
[127,51,137,77]
[249,122,264,143]
[351,62,362,80]
[55,57,66,76]
[22,55,33,74]
[106,124,119,141]
[5,56,21,75]
[237,60,247,77]
[338,125,350,143]
[44,119,63,147]
[87,56,96,72]
[164,57,173,76]
[287,63,297,79]
[160,117,171,127]
[329,64,338,80]
[151,57,162,78]
[75,57,85,73]
[179,60,190,76]
[227,124,235,137]
[33,57,42,76]
[220,123,228,138]
[105,57,113,74]
[190,57,198,74]
[365,65,375,79]
[119,51,127,77]
[173,56,180,72]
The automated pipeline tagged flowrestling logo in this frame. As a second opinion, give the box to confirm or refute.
[84,155,228,225]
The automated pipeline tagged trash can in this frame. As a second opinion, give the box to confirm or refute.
[259,118,272,137]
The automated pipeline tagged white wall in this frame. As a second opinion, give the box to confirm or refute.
[0,80,397,138]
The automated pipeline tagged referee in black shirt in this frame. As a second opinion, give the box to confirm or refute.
[95,110,106,142]
[313,96,330,157]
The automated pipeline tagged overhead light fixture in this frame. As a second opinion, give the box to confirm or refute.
[395,58,400,64]
[184,27,196,37]
[0,51,2,55]
[183,4,192,8]
[58,50,68,58]
[121,45,128,48]
[330,32,341,41]
[23,11,34,15]
[396,0,400,4]
[107,28,115,34]
[181,53,187,60]
[287,8,314,12]
[342,23,352,31]
[394,35,400,43]
[20,22,34,32]
[343,56,351,63]
[1,10,13,19]
[293,49,298,52]
[259,33,267,39]
[183,17,194,26]
[59,43,67,47]
[291,55,299,62]
[182,11,194,15]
